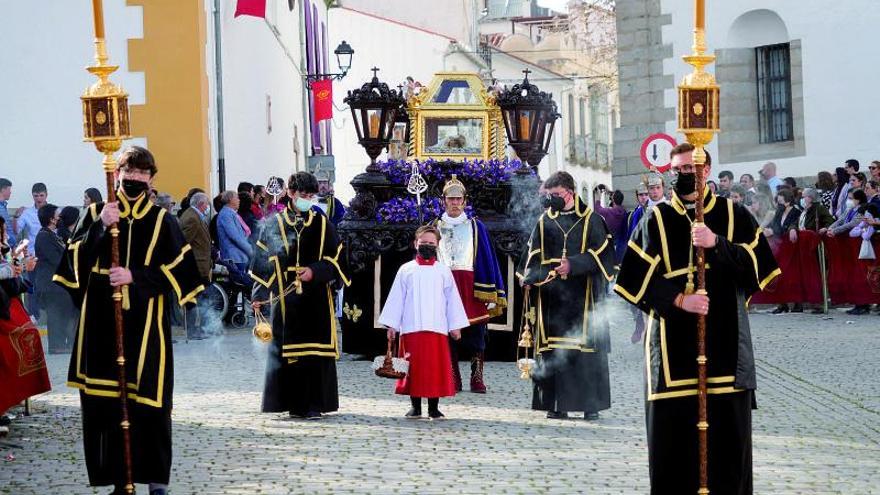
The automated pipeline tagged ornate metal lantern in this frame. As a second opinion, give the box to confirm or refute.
[496,69,560,173]
[82,43,131,169]
[676,17,719,164]
[343,68,406,172]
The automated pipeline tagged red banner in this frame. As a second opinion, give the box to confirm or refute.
[311,79,333,122]
[0,299,51,412]
[234,0,266,18]
[752,231,880,305]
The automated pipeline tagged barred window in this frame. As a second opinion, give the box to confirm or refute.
[756,43,793,143]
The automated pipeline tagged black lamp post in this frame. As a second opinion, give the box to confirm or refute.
[304,40,354,82]
[496,69,560,174]
[343,67,406,172]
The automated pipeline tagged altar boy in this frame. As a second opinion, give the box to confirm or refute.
[379,225,469,419]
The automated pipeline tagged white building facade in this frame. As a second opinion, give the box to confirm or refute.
[613,0,880,200]
[0,0,331,208]
[328,1,613,203]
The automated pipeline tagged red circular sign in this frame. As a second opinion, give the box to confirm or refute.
[639,133,678,173]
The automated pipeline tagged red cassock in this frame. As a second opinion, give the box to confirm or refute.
[395,331,456,398]
[0,299,51,412]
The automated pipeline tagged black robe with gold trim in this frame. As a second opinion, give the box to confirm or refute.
[249,206,349,414]
[54,194,204,487]
[518,197,615,414]
[614,190,779,494]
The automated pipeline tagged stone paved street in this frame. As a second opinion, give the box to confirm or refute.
[2,301,879,494]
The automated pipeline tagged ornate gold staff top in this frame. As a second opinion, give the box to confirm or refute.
[81,1,134,493]
[676,1,719,494]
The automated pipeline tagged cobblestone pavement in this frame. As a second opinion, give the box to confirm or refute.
[2,301,879,494]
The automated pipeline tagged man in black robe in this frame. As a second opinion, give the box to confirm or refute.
[250,171,349,420]
[54,146,204,495]
[518,171,615,420]
[614,143,780,494]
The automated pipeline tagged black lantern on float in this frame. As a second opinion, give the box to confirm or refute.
[496,69,560,174]
[343,67,406,172]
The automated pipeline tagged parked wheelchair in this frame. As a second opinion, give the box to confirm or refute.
[202,260,253,329]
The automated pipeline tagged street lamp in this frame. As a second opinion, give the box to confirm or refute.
[335,40,354,75]
[304,40,355,82]
[496,69,560,174]
[343,67,406,172]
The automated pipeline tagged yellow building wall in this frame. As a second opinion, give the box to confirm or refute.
[127,0,211,201]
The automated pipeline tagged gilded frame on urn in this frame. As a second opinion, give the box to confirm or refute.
[408,72,505,161]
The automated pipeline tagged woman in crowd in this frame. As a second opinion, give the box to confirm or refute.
[83,187,102,209]
[849,172,867,193]
[56,206,80,243]
[831,167,851,219]
[822,189,867,237]
[0,215,49,431]
[765,188,802,239]
[764,188,802,314]
[217,190,253,286]
[747,193,775,229]
[729,184,747,205]
[815,171,836,211]
[34,204,77,353]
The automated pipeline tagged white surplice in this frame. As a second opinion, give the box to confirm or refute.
[378,259,470,336]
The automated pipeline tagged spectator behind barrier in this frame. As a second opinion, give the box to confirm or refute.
[823,189,867,237]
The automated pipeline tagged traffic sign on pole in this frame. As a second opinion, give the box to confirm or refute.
[639,133,678,173]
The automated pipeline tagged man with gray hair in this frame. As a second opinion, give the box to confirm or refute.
[179,191,213,339]
[154,192,176,214]
[759,161,783,195]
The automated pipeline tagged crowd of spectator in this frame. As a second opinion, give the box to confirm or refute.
[0,172,347,352]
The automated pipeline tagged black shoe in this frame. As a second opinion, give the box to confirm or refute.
[771,305,789,314]
[791,303,803,313]
[428,409,445,420]
[405,408,422,419]
[546,411,568,420]
[304,411,322,420]
[0,415,11,426]
[846,306,870,315]
[584,412,600,421]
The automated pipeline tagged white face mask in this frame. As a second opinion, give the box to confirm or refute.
[846,199,856,209]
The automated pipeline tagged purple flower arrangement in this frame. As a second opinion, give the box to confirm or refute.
[375,196,475,224]
[376,158,532,186]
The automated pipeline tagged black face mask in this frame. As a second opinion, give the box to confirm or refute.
[121,179,149,199]
[417,244,437,260]
[541,194,566,212]
[673,172,696,196]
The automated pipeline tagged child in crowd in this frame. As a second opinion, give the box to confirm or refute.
[378,225,469,419]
